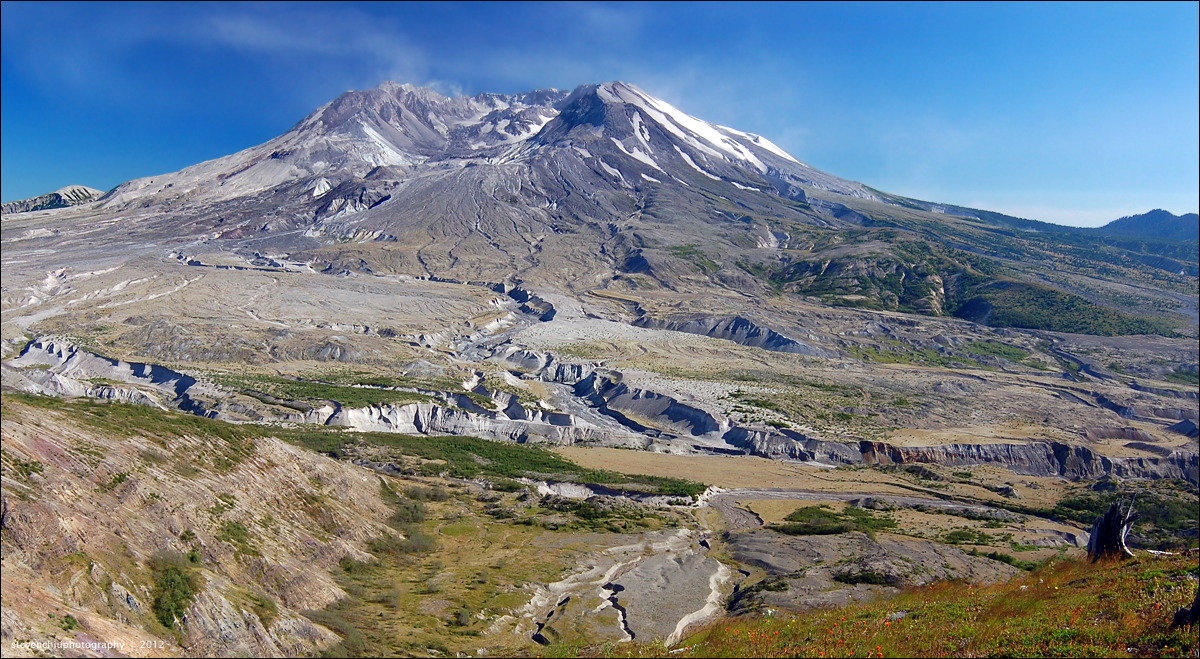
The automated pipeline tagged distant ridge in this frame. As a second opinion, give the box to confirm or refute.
[1,185,103,215]
[1089,209,1199,242]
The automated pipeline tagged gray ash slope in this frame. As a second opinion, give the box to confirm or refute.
[29,82,879,281]
[8,80,1194,333]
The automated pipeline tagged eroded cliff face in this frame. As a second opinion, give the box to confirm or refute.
[860,440,1200,484]
[8,337,1197,489]
[0,396,395,657]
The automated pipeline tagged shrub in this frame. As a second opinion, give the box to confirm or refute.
[387,498,426,527]
[368,529,436,556]
[774,504,896,536]
[405,485,450,501]
[491,479,523,492]
[150,552,199,630]
[834,571,894,586]
[302,609,364,657]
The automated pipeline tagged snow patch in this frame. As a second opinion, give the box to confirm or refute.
[608,83,767,171]
[630,111,652,149]
[597,159,629,186]
[610,138,664,172]
[674,146,720,180]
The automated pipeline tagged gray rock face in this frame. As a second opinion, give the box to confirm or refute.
[184,587,338,658]
[860,440,1199,484]
[7,337,213,415]
[574,371,726,437]
[725,529,1018,613]
[722,426,861,464]
[1167,419,1200,438]
[1,185,102,215]
[633,315,834,357]
[19,80,889,294]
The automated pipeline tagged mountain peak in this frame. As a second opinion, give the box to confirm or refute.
[1,185,103,215]
[79,79,881,231]
[1094,209,1200,242]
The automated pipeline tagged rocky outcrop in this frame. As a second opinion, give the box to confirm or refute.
[7,337,215,416]
[184,583,339,658]
[1129,381,1199,401]
[8,339,1194,484]
[1167,419,1200,439]
[1085,426,1161,443]
[860,440,1199,484]
[573,371,726,437]
[724,529,1018,613]
[1,185,102,215]
[722,427,861,464]
[633,315,833,357]
[314,398,642,447]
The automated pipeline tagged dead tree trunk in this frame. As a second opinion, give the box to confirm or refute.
[1086,500,1139,562]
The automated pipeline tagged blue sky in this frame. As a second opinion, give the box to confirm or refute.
[2,2,1197,226]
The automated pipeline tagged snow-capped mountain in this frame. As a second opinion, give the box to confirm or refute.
[92,81,876,220]
[1,82,899,286]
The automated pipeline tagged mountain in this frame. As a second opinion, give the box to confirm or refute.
[1090,209,1200,242]
[4,81,1193,336]
[0,185,102,214]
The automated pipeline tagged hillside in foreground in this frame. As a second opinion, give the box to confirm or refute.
[590,554,1199,659]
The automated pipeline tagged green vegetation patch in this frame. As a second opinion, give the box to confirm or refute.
[1051,489,1198,550]
[666,245,719,274]
[288,428,706,499]
[772,504,897,537]
[150,552,200,630]
[964,341,1030,362]
[943,528,995,545]
[954,280,1179,336]
[1164,369,1200,386]
[967,548,1041,571]
[0,449,44,479]
[993,481,1198,551]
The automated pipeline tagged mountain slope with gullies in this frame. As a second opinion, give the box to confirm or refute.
[3,82,1195,338]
